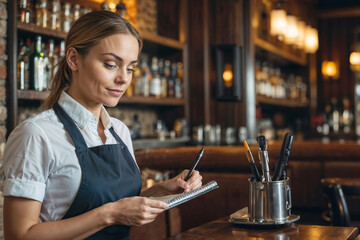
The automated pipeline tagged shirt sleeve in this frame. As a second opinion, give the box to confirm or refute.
[3,121,53,202]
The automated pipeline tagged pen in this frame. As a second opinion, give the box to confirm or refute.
[257,136,271,182]
[244,140,261,182]
[184,146,205,181]
[272,132,293,181]
[280,133,293,180]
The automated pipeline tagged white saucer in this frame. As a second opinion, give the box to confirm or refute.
[229,207,300,226]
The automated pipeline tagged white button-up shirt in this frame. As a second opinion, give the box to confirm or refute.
[3,91,136,222]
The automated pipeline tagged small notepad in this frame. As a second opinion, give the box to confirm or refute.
[150,180,219,210]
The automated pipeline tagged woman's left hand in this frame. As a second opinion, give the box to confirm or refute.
[163,170,202,193]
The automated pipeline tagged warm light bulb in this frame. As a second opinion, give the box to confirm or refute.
[350,52,360,71]
[295,20,305,49]
[284,15,299,45]
[223,63,233,88]
[270,9,287,39]
[304,25,319,53]
[322,61,338,78]
[109,2,117,10]
[350,52,360,65]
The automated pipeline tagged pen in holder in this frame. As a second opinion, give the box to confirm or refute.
[248,178,292,223]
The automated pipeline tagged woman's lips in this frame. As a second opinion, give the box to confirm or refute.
[107,88,123,97]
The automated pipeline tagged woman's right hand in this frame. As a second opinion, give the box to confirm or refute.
[107,196,168,226]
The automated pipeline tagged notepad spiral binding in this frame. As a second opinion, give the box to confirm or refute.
[166,180,219,208]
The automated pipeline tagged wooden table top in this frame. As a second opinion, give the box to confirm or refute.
[167,217,359,240]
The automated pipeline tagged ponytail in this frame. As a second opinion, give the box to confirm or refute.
[41,57,72,109]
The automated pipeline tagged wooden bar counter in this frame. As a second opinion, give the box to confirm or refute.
[130,140,360,239]
[166,217,359,240]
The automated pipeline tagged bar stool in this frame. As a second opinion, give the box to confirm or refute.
[321,178,360,227]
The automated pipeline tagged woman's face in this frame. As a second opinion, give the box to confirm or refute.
[68,33,139,110]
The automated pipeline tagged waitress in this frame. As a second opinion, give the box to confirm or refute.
[3,11,202,240]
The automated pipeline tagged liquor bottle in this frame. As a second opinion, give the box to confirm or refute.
[19,0,27,23]
[164,60,172,97]
[36,0,48,28]
[158,59,167,97]
[46,39,55,89]
[174,78,182,99]
[29,36,45,91]
[116,1,127,18]
[25,0,32,24]
[17,43,29,90]
[49,0,61,30]
[53,40,65,75]
[175,62,184,98]
[133,66,142,96]
[62,2,72,32]
[168,62,177,98]
[140,58,150,97]
[42,42,50,90]
[73,4,81,22]
[150,57,161,98]
[161,76,167,98]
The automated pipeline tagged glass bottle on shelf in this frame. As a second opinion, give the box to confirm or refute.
[116,1,127,18]
[29,36,45,91]
[168,62,177,98]
[53,40,64,76]
[150,57,161,98]
[25,0,33,24]
[141,58,150,97]
[36,0,48,28]
[174,78,182,99]
[19,0,27,23]
[42,42,50,90]
[73,4,81,22]
[62,2,72,32]
[174,62,183,98]
[49,0,60,30]
[133,66,142,96]
[158,59,167,97]
[46,39,55,89]
[17,42,29,90]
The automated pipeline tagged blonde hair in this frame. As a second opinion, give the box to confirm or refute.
[42,10,143,110]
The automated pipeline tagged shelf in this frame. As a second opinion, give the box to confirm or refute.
[120,96,185,106]
[17,22,67,39]
[18,90,50,100]
[17,90,185,106]
[257,95,309,108]
[255,37,307,66]
[17,23,184,50]
[141,31,184,50]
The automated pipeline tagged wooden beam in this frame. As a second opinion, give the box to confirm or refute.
[318,7,360,18]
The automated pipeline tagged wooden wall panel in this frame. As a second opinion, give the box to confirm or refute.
[188,0,207,126]
[317,17,360,111]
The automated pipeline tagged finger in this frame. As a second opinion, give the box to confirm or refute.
[176,177,190,190]
[145,198,169,210]
[185,170,202,185]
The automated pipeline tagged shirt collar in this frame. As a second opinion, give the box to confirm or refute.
[57,91,112,129]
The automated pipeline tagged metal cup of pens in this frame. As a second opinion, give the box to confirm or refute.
[244,133,294,223]
[248,178,292,222]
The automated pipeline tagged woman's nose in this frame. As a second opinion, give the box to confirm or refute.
[115,67,129,84]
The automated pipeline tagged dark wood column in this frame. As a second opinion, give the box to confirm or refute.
[188,0,254,136]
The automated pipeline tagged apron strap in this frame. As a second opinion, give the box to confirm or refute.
[53,103,88,150]
[109,127,126,149]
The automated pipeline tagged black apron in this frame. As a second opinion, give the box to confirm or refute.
[53,103,142,240]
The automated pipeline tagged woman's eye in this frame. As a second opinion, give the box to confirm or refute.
[127,68,135,73]
[104,63,117,69]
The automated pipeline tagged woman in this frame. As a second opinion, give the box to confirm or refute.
[3,11,202,240]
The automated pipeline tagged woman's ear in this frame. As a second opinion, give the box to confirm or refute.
[66,47,80,71]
